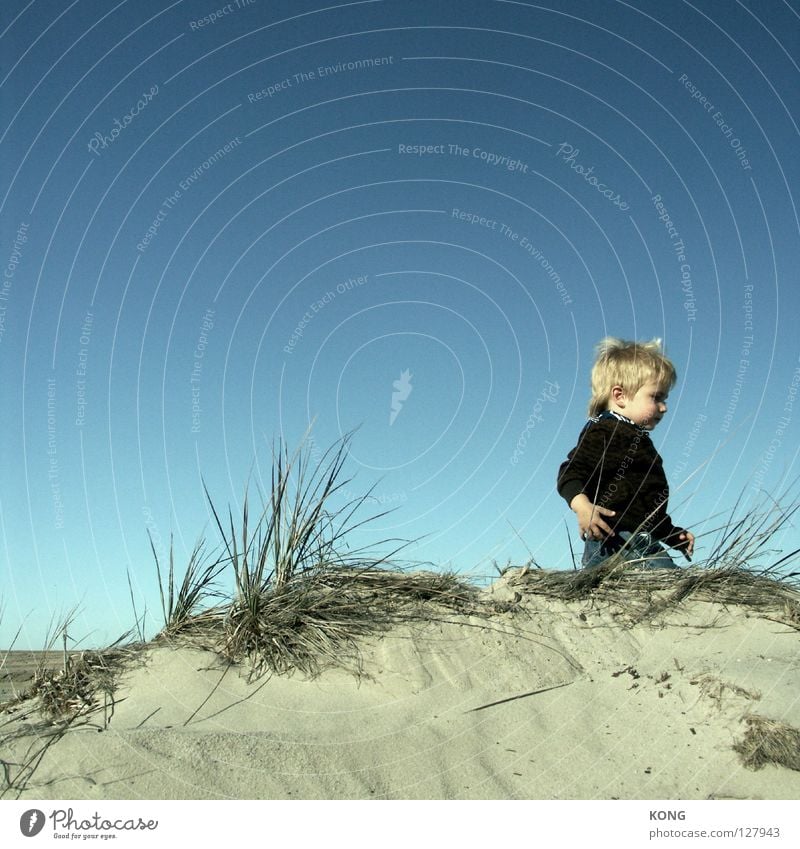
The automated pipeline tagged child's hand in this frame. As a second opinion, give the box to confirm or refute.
[570,494,615,540]
[675,530,695,560]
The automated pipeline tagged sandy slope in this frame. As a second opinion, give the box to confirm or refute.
[2,580,798,800]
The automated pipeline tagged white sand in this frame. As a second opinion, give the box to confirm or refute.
[3,579,799,800]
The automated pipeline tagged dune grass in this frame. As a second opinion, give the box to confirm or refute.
[510,558,800,628]
[143,434,483,678]
[507,486,800,627]
[0,612,143,798]
[151,535,228,638]
[0,603,20,703]
[734,715,800,772]
[1,434,478,728]
[3,442,800,795]
[3,609,139,722]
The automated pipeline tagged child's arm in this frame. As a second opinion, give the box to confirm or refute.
[569,493,616,540]
[659,524,695,560]
[673,530,695,560]
[559,421,618,540]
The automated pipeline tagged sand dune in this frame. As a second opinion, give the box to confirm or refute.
[2,572,799,800]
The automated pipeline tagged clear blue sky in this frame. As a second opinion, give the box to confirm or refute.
[2,0,799,649]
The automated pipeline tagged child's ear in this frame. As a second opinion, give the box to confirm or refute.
[610,385,625,406]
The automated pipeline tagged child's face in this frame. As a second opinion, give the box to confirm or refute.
[618,380,669,429]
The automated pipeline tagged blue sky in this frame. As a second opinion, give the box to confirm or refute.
[1,0,799,649]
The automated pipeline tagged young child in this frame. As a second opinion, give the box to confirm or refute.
[557,337,694,569]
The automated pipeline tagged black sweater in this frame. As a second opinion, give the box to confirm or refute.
[557,412,686,546]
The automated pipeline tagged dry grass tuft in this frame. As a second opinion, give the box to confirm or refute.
[145,434,485,678]
[151,535,228,638]
[5,610,141,723]
[509,562,800,625]
[1,628,144,797]
[6,446,800,794]
[29,644,141,722]
[160,565,482,679]
[509,486,800,626]
[692,674,761,707]
[734,715,800,771]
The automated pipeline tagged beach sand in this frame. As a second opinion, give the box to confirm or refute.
[2,575,798,800]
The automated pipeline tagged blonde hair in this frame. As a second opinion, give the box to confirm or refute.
[588,337,676,417]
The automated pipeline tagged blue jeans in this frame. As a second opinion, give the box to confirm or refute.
[582,530,678,570]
